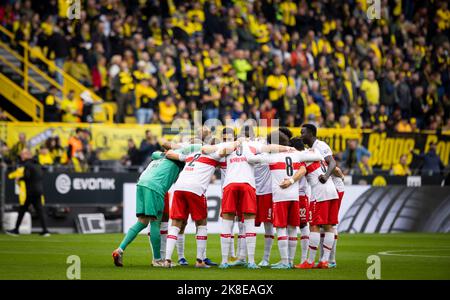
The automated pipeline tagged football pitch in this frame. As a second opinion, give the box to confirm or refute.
[1,233,449,280]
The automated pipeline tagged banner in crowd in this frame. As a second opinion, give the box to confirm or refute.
[1,122,449,165]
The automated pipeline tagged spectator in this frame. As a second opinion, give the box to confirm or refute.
[159,96,177,124]
[135,79,157,124]
[356,154,373,176]
[396,117,413,132]
[68,128,84,160]
[139,130,162,165]
[65,53,92,87]
[113,61,135,123]
[360,70,380,107]
[0,108,8,121]
[342,139,371,174]
[60,90,81,123]
[44,86,60,122]
[122,139,141,167]
[260,99,277,127]
[0,144,11,167]
[411,143,445,176]
[37,145,53,166]
[47,26,70,86]
[46,136,65,165]
[11,132,27,162]
[391,154,412,176]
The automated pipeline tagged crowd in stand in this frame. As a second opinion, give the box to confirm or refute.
[0,0,448,131]
[0,129,100,172]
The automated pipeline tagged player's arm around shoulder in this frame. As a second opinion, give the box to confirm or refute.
[296,148,324,163]
[279,164,307,189]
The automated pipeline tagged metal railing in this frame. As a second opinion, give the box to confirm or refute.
[0,24,114,123]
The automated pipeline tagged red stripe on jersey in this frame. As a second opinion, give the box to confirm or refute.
[249,146,257,154]
[309,245,318,250]
[323,244,332,251]
[289,237,298,241]
[264,235,274,239]
[160,230,168,234]
[238,235,246,239]
[219,162,227,169]
[278,236,288,241]
[196,156,220,167]
[220,234,232,238]
[300,236,309,240]
[167,235,178,240]
[246,233,257,237]
[196,236,207,240]
[269,162,303,170]
[306,161,321,174]
[185,156,219,167]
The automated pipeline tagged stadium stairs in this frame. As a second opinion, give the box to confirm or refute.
[0,25,114,123]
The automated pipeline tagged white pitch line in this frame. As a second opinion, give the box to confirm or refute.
[378,249,450,259]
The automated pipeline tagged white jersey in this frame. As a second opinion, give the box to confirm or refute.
[250,140,272,195]
[307,139,338,202]
[174,151,221,196]
[222,141,263,188]
[298,176,309,197]
[332,175,345,193]
[248,149,323,202]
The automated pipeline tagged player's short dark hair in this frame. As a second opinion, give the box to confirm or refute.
[290,137,305,151]
[302,124,317,137]
[267,131,290,146]
[279,127,293,139]
[75,128,82,134]
[222,127,235,137]
[241,125,255,138]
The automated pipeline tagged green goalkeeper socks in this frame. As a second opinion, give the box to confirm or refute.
[149,220,161,260]
[119,221,147,251]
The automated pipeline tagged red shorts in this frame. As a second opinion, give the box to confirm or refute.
[221,183,257,216]
[337,191,344,211]
[299,195,311,225]
[163,192,170,215]
[272,201,300,228]
[310,198,340,226]
[255,193,273,226]
[170,190,207,221]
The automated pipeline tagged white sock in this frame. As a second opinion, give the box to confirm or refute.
[263,222,274,262]
[229,220,236,257]
[176,233,185,259]
[220,219,234,264]
[165,226,180,261]
[321,232,334,262]
[276,227,289,265]
[238,221,246,260]
[244,219,257,264]
[300,225,310,263]
[308,232,320,264]
[287,226,298,265]
[196,225,207,261]
[319,229,325,261]
[160,222,168,259]
[330,226,338,263]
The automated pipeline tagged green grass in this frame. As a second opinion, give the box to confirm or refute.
[0,233,449,280]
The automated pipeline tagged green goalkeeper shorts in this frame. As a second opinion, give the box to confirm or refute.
[135,185,164,219]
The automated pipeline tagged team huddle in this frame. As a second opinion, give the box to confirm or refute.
[112,123,345,270]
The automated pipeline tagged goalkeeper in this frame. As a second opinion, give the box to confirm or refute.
[112,143,202,267]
